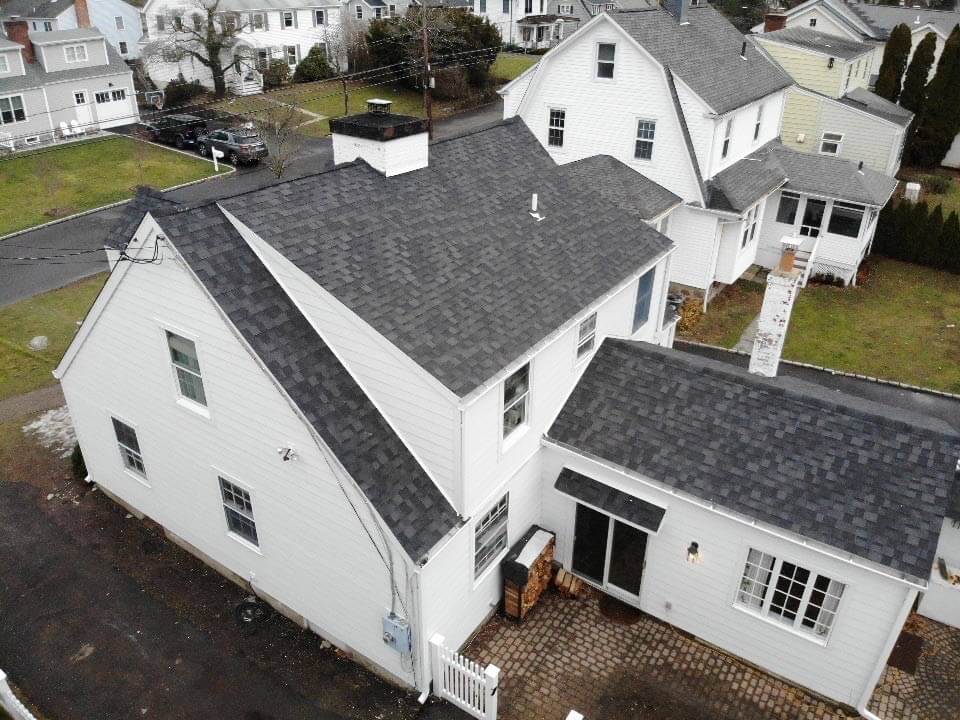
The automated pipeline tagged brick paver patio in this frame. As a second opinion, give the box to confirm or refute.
[464,587,960,720]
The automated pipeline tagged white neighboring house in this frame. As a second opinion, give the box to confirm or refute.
[139,0,408,95]
[0,0,145,59]
[501,1,898,292]
[57,101,960,715]
[0,26,139,149]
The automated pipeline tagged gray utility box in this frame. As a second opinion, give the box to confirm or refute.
[382,611,412,655]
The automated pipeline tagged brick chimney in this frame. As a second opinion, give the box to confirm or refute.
[763,12,788,33]
[749,238,802,378]
[3,21,34,63]
[74,0,92,28]
[329,99,429,177]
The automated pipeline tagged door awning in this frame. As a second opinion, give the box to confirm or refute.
[554,468,665,533]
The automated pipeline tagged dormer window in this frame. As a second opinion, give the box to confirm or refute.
[596,43,615,79]
[809,18,817,27]
[64,44,88,63]
[0,56,8,73]
[502,363,530,439]
[559,3,573,13]
[721,118,732,159]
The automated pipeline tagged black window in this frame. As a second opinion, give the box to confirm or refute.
[219,477,259,545]
[776,191,800,225]
[827,201,865,238]
[597,43,615,79]
[525,0,533,12]
[632,268,655,332]
[635,119,655,160]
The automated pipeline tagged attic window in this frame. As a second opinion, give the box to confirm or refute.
[596,43,615,79]
[809,18,816,27]
[548,108,565,147]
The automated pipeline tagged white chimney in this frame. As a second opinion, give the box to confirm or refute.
[749,237,803,377]
[330,99,429,177]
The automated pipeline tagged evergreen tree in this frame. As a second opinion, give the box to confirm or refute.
[906,200,931,262]
[293,44,332,83]
[908,25,960,167]
[875,24,913,101]
[943,211,960,273]
[923,204,945,264]
[874,201,897,255]
[899,32,937,113]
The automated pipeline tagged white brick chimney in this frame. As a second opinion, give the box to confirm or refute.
[749,237,803,377]
[330,99,429,177]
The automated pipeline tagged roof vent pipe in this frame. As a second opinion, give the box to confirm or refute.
[740,41,747,59]
[531,193,538,213]
[529,193,545,222]
[858,160,864,175]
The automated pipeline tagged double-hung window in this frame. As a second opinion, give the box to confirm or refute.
[502,364,530,439]
[474,493,509,577]
[576,313,597,359]
[64,44,88,63]
[95,91,110,104]
[0,95,26,124]
[119,41,128,55]
[286,45,298,66]
[596,43,615,79]
[632,268,655,332]
[167,331,207,406]
[115,16,125,30]
[252,12,265,29]
[282,11,295,27]
[736,548,845,640]
[559,3,573,12]
[548,108,565,147]
[111,89,126,101]
[503,0,511,12]
[808,17,816,27]
[0,56,8,73]
[314,9,325,25]
[740,203,759,248]
[112,418,145,476]
[375,7,384,18]
[524,0,533,12]
[753,104,763,142]
[219,477,259,546]
[74,91,86,105]
[193,14,202,31]
[356,5,363,19]
[156,14,166,31]
[819,132,843,155]
[721,118,732,159]
[635,119,655,160]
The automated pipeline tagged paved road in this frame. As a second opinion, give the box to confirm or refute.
[0,100,504,306]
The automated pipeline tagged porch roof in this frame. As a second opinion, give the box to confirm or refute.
[555,467,665,532]
[518,14,578,25]
[706,139,898,213]
[235,27,327,50]
[548,339,960,583]
[839,87,914,128]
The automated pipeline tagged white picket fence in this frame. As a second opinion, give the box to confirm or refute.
[430,634,499,720]
[0,671,38,720]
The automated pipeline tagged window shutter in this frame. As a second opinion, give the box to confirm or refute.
[248,13,253,30]
[264,12,269,30]
[294,11,299,28]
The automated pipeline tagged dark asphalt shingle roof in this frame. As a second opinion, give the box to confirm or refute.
[219,120,673,397]
[0,39,130,93]
[28,27,100,43]
[555,467,665,532]
[761,26,873,59]
[839,87,914,127]
[548,339,960,582]
[845,1,960,40]
[0,0,71,18]
[707,139,897,212]
[107,186,179,250]
[156,204,459,562]
[555,154,681,219]
[609,6,793,115]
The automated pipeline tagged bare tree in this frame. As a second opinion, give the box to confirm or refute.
[143,0,248,98]
[323,16,367,115]
[257,103,306,179]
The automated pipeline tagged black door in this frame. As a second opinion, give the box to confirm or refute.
[571,504,608,583]
[607,520,647,595]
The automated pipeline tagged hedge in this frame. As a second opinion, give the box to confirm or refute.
[873,199,960,272]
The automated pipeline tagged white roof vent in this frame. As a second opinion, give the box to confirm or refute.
[367,98,392,115]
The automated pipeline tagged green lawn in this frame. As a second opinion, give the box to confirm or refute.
[678,280,766,348]
[898,168,960,217]
[0,137,224,236]
[0,274,108,401]
[784,258,960,393]
[491,53,539,84]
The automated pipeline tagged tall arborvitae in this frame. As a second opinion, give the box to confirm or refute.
[899,32,937,113]
[875,24,914,101]
[942,211,960,273]
[909,25,960,167]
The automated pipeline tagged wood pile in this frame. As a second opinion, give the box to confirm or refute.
[503,533,555,621]
[554,567,584,598]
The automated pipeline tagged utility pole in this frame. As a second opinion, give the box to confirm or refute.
[421,11,434,138]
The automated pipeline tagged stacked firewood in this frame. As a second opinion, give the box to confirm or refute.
[554,566,585,598]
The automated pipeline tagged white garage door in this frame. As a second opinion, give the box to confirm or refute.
[93,88,136,128]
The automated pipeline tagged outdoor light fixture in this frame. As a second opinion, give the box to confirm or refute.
[827,57,835,69]
[687,541,701,564]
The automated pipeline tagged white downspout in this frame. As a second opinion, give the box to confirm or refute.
[856,586,918,720]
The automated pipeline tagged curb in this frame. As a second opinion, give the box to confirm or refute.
[0,137,235,243]
[675,339,960,401]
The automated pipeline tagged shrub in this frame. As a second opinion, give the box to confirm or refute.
[875,199,960,273]
[293,45,332,83]
[71,443,87,481]
[163,75,205,107]
[921,174,952,194]
[262,60,290,90]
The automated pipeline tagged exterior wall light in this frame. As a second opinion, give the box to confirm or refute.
[687,541,701,564]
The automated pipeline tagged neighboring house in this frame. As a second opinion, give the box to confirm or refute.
[57,102,960,715]
[0,25,139,148]
[0,0,145,58]
[755,27,912,175]
[500,1,896,294]
[139,0,408,93]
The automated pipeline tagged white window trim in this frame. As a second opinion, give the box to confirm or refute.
[547,105,565,148]
[111,413,150,486]
[216,470,263,554]
[753,104,763,143]
[501,363,531,448]
[159,323,211,418]
[115,15,125,30]
[740,202,760,249]
[575,312,598,363]
[633,116,656,162]
[721,117,733,159]
[732,546,846,645]
[473,492,510,583]
[63,43,87,63]
[595,42,615,81]
[0,94,26,125]
[0,55,9,73]
[282,10,295,27]
[819,131,843,156]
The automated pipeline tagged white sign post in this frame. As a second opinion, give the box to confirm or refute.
[211,146,225,172]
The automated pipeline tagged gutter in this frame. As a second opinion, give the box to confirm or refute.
[856,586,917,720]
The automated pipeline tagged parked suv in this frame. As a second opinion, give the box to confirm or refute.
[142,114,207,149]
[196,128,269,165]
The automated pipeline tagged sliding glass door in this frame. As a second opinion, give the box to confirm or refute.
[571,503,648,598]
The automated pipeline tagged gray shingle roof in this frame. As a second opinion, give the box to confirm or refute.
[0,41,130,93]
[839,86,914,127]
[760,26,873,59]
[0,37,20,49]
[844,1,960,40]
[156,203,460,562]
[555,154,681,220]
[0,0,72,18]
[28,27,101,43]
[609,6,793,115]
[107,186,179,250]
[219,120,673,397]
[555,467,665,532]
[548,338,960,582]
[707,139,897,212]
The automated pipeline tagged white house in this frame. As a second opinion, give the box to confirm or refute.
[500,2,898,294]
[0,0,145,59]
[0,25,139,148]
[58,100,960,716]
[139,0,409,94]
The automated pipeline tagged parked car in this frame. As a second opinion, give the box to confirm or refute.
[196,128,269,165]
[141,114,207,149]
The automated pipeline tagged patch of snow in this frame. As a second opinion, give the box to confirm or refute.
[22,405,77,458]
